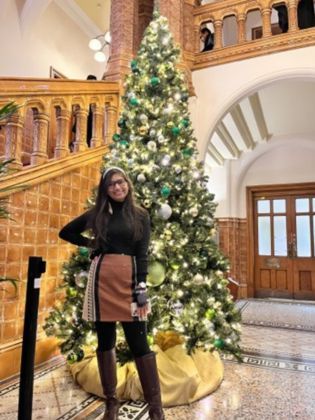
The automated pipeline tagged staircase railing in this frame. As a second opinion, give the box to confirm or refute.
[0,78,119,170]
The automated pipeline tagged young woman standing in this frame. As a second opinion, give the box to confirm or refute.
[59,167,164,420]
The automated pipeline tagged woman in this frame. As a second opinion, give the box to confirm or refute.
[59,167,164,420]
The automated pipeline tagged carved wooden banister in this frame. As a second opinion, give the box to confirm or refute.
[194,0,315,69]
[0,78,120,169]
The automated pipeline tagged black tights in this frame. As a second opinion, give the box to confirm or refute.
[95,321,151,358]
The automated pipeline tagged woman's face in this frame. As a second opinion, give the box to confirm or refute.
[107,172,129,202]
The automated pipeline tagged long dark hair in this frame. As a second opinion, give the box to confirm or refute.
[90,168,146,248]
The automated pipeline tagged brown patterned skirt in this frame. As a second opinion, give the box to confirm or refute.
[83,254,136,322]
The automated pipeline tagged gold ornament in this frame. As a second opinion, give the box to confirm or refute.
[139,125,148,136]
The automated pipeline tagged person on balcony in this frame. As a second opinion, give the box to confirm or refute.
[59,167,164,420]
[200,27,214,52]
[273,0,315,33]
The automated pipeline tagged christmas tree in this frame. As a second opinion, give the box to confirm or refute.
[44,12,242,363]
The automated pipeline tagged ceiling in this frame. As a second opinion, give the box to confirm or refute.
[74,0,110,32]
[205,80,315,167]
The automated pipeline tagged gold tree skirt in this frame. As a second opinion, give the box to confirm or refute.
[70,344,224,407]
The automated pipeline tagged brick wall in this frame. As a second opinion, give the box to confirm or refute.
[217,218,248,298]
[0,159,102,379]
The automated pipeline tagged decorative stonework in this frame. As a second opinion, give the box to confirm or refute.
[193,0,315,69]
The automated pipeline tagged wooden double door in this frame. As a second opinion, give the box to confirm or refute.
[253,185,315,300]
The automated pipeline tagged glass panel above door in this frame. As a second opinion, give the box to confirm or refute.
[296,198,309,213]
[296,215,311,257]
[274,216,287,256]
[258,216,271,255]
[273,199,286,213]
[257,200,270,214]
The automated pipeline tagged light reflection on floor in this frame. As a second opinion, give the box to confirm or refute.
[0,299,315,419]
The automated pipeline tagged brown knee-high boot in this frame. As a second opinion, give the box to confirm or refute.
[135,352,165,420]
[96,349,120,420]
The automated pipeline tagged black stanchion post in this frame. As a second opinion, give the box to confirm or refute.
[18,256,46,420]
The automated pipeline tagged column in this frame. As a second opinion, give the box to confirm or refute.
[158,0,182,45]
[237,13,246,43]
[288,0,298,32]
[73,109,88,152]
[135,0,154,51]
[103,0,136,81]
[54,108,70,158]
[194,24,201,53]
[262,7,272,37]
[214,19,223,49]
[31,112,49,165]
[4,114,24,169]
[90,105,104,148]
[104,103,117,145]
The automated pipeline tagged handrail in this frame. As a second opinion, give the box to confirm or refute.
[0,145,109,199]
[0,78,119,169]
[193,0,315,69]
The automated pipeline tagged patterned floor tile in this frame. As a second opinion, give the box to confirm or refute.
[239,299,315,331]
[1,300,315,419]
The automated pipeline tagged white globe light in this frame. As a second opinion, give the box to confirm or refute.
[89,38,102,51]
[104,31,111,44]
[94,51,106,62]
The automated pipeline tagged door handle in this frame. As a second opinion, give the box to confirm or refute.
[292,233,297,258]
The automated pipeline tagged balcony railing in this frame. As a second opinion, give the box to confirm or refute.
[0,78,119,169]
[193,0,315,69]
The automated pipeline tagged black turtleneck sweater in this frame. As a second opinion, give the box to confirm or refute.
[59,200,150,283]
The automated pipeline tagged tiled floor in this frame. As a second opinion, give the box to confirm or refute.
[1,299,315,419]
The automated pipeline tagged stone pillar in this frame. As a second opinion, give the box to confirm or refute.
[237,13,246,43]
[54,108,70,158]
[73,109,88,152]
[262,7,272,37]
[135,0,154,51]
[158,0,182,45]
[214,19,223,49]
[90,105,104,147]
[103,0,137,81]
[288,0,298,32]
[4,114,24,169]
[105,103,117,145]
[194,23,201,53]
[31,112,49,165]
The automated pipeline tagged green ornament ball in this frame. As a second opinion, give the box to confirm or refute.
[181,118,189,128]
[79,247,89,257]
[147,261,166,287]
[118,119,126,128]
[119,140,129,148]
[205,309,216,320]
[150,76,160,87]
[214,338,225,349]
[112,133,120,142]
[182,147,193,157]
[129,97,139,106]
[171,127,180,136]
[160,186,171,197]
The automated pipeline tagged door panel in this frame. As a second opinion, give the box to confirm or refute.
[254,191,315,300]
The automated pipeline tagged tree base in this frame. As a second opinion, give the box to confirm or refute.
[69,344,224,407]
